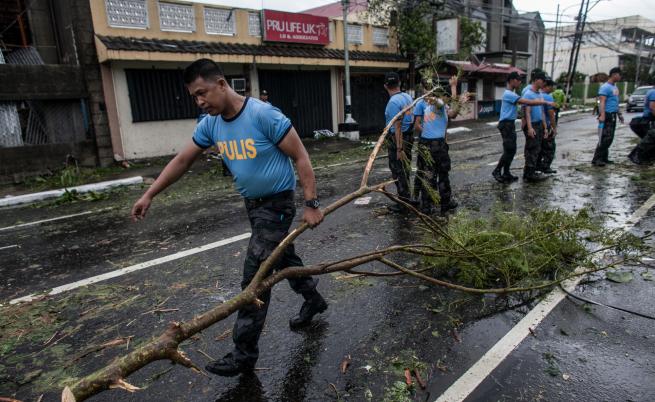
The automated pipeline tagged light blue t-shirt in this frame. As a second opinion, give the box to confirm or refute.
[643,89,655,119]
[414,99,448,139]
[522,86,544,122]
[542,93,555,127]
[192,97,296,198]
[598,82,619,113]
[500,89,521,121]
[385,92,414,134]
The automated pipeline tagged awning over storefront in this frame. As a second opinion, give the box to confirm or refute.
[445,60,526,76]
[95,35,408,68]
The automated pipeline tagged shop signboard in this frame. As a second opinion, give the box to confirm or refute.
[262,10,330,45]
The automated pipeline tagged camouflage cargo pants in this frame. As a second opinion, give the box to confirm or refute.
[231,190,318,365]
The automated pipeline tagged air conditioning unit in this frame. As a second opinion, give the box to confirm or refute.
[231,78,246,92]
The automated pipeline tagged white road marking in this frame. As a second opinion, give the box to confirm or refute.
[354,196,372,205]
[447,127,472,134]
[435,193,655,402]
[0,244,19,251]
[0,208,114,232]
[7,232,252,305]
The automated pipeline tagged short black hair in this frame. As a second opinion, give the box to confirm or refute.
[544,79,555,87]
[384,72,400,88]
[507,71,522,82]
[183,58,225,85]
[609,67,621,76]
[532,70,547,82]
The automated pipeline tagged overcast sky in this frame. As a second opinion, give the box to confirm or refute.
[191,0,655,28]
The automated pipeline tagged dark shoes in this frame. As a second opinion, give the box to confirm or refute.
[206,353,255,377]
[492,169,505,183]
[540,167,557,174]
[440,200,458,215]
[502,173,519,182]
[592,160,606,167]
[523,172,547,183]
[289,292,328,330]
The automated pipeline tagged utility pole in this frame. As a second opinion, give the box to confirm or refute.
[565,0,586,99]
[550,3,559,78]
[635,33,644,86]
[342,0,355,125]
[566,0,591,100]
[338,0,359,140]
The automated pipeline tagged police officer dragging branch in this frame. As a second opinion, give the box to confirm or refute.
[628,86,655,165]
[384,72,415,212]
[413,76,467,215]
[592,67,624,167]
[493,71,555,184]
[130,59,327,377]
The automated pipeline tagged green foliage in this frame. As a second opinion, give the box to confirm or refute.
[456,17,485,60]
[395,0,436,61]
[423,208,646,289]
[557,71,587,84]
[383,381,413,402]
[53,190,110,205]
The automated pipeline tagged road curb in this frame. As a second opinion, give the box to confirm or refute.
[0,176,144,207]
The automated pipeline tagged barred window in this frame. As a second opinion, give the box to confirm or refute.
[125,69,198,122]
[204,7,236,35]
[347,24,363,44]
[248,12,261,36]
[105,0,148,29]
[373,27,389,46]
[158,2,195,32]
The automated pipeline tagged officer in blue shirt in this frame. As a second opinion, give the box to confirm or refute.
[493,71,555,184]
[131,59,327,377]
[537,79,559,174]
[592,67,624,166]
[384,72,415,212]
[629,88,655,164]
[521,70,549,182]
[413,76,467,215]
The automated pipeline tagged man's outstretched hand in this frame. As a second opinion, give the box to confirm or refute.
[131,195,153,222]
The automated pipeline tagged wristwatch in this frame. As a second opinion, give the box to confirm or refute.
[305,198,320,209]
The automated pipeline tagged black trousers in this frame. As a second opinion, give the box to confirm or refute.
[523,123,545,176]
[496,120,517,174]
[415,138,452,208]
[538,128,556,170]
[630,122,655,163]
[592,112,617,164]
[232,191,318,365]
[387,130,414,201]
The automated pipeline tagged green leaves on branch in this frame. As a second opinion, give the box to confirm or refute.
[421,208,647,290]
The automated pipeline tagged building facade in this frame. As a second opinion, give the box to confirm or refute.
[90,0,408,160]
[0,0,113,180]
[544,15,655,81]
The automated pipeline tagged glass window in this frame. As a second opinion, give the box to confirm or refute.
[347,24,363,44]
[373,27,388,46]
[159,2,195,32]
[204,7,236,35]
[248,12,261,36]
[105,0,148,29]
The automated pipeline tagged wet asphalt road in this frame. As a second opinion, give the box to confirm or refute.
[1,111,654,402]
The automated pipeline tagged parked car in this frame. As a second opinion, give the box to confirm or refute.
[627,86,655,112]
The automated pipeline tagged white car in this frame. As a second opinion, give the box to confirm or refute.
[627,86,655,112]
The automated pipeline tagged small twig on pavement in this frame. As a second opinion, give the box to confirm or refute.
[413,368,427,389]
[196,349,215,361]
[215,329,232,341]
[141,308,179,315]
[329,383,340,400]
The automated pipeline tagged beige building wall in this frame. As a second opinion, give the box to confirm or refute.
[89,0,400,55]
